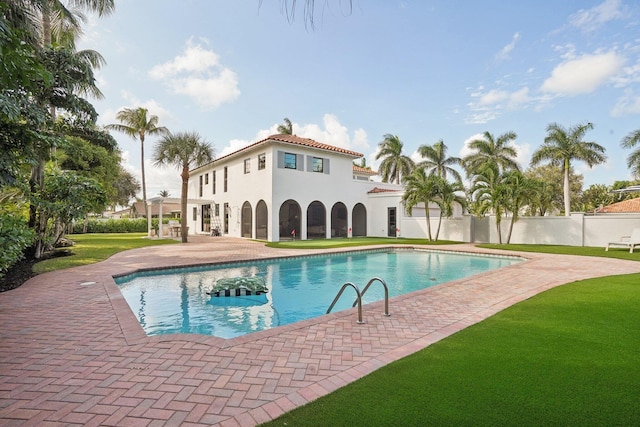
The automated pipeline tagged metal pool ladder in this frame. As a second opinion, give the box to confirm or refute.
[326,277,391,324]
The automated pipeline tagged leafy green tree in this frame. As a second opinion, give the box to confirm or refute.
[417,139,463,183]
[463,130,520,175]
[524,165,582,215]
[111,167,140,209]
[577,184,613,212]
[502,170,537,243]
[106,107,169,218]
[401,168,441,241]
[277,117,293,135]
[153,131,214,243]
[375,134,415,184]
[531,122,606,216]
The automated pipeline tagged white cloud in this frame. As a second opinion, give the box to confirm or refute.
[496,32,520,61]
[541,51,625,96]
[569,0,625,33]
[479,89,509,105]
[149,38,240,110]
[611,89,640,117]
[119,152,182,199]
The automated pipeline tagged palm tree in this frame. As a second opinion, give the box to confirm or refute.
[158,190,171,198]
[621,129,640,178]
[40,0,115,48]
[375,134,415,184]
[401,168,440,241]
[470,163,509,244]
[531,122,606,216]
[277,117,293,135]
[502,170,536,243]
[417,139,463,183]
[463,131,520,175]
[153,131,214,243]
[106,108,169,218]
[432,179,466,241]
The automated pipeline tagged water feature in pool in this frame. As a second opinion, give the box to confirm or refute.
[114,249,521,339]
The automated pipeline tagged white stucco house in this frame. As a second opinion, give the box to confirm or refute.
[185,133,447,241]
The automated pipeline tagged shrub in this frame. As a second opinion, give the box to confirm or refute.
[0,213,36,278]
[72,218,148,234]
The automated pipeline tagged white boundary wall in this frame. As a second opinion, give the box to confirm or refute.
[409,213,640,247]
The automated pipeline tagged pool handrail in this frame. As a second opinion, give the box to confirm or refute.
[326,282,364,324]
[352,277,391,317]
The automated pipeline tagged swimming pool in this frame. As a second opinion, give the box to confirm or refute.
[114,249,521,339]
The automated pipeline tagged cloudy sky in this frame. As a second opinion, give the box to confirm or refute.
[80,0,640,197]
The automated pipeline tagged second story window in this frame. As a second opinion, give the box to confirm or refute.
[244,159,250,174]
[199,175,203,197]
[212,170,216,195]
[312,157,324,173]
[258,153,266,170]
[224,166,228,192]
[284,152,297,169]
[204,173,209,185]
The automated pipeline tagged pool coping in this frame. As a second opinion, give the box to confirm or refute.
[2,237,640,426]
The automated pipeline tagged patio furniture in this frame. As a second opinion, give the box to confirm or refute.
[606,229,640,253]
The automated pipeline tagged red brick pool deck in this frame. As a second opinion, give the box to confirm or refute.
[1,237,639,426]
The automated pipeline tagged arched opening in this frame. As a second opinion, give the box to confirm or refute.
[306,201,326,239]
[352,203,367,236]
[331,202,348,238]
[241,201,252,238]
[255,200,268,240]
[279,200,301,240]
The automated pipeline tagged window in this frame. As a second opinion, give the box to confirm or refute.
[198,175,203,197]
[212,170,216,195]
[214,203,220,216]
[312,157,324,173]
[284,152,297,169]
[224,167,228,192]
[258,153,266,170]
[244,159,250,174]
[204,173,209,185]
[192,207,197,221]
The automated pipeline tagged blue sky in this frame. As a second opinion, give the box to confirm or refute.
[79,0,640,197]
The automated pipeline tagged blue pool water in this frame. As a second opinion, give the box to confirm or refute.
[114,249,520,339]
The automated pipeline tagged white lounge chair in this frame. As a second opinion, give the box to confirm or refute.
[606,229,640,253]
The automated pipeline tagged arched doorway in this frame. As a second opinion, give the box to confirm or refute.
[331,202,348,238]
[306,201,326,239]
[255,200,268,240]
[241,201,252,238]
[352,203,367,236]
[279,200,301,240]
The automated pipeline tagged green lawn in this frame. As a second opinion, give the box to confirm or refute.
[33,233,177,274]
[261,247,640,426]
[479,243,640,261]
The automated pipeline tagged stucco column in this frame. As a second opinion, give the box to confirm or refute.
[147,201,152,238]
[158,200,164,238]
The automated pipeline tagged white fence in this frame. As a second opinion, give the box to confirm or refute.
[398,213,640,247]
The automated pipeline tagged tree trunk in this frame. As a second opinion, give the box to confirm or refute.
[181,166,189,243]
[563,160,571,216]
[506,215,515,244]
[140,135,149,219]
[435,213,442,241]
[424,200,433,241]
[495,216,502,244]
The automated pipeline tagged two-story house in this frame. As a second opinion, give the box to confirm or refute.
[185,134,404,241]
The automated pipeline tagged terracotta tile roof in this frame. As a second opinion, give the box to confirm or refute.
[192,134,364,173]
[368,187,402,194]
[352,165,378,175]
[596,197,640,213]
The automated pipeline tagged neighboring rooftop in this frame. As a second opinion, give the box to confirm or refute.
[596,197,640,213]
[368,187,402,194]
[352,165,378,176]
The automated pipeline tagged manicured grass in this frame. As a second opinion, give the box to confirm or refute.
[479,243,640,261]
[266,237,461,249]
[262,273,640,426]
[33,233,178,274]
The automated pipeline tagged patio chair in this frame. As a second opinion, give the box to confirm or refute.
[606,228,640,253]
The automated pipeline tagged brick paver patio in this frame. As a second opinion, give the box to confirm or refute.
[1,237,639,426]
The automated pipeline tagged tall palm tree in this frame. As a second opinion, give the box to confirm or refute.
[40,0,115,48]
[531,122,606,216]
[106,107,169,218]
[401,168,440,241]
[153,131,214,243]
[621,129,640,178]
[277,117,293,135]
[463,130,520,175]
[417,139,462,183]
[432,178,466,241]
[470,163,509,244]
[375,134,415,184]
[502,170,536,243]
